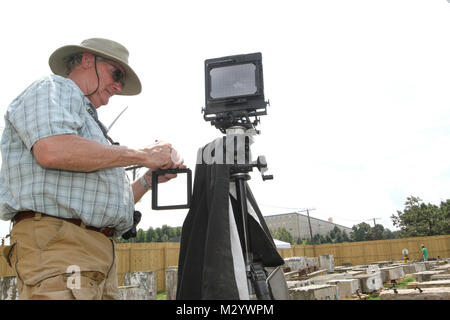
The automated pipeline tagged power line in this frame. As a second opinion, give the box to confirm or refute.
[260,203,373,223]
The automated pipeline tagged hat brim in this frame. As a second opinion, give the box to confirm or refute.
[49,45,142,96]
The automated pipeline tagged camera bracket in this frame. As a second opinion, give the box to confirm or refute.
[151,168,192,210]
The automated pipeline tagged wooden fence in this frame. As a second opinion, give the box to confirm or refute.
[276,234,450,267]
[1,234,449,291]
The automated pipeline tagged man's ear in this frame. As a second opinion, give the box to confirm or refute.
[81,53,95,69]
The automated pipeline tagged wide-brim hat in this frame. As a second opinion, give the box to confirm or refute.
[49,38,142,95]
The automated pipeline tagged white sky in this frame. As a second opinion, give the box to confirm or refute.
[1,0,450,239]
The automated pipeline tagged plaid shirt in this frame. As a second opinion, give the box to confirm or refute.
[0,75,134,236]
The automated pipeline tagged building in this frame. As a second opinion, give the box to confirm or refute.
[264,212,352,241]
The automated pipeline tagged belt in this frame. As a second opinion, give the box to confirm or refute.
[12,211,115,238]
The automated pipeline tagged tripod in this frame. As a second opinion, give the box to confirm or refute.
[176,122,288,300]
[225,125,274,300]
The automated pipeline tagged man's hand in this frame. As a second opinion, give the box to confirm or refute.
[132,143,186,203]
[142,145,186,186]
[138,141,174,170]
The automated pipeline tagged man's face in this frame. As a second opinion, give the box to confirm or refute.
[83,53,125,107]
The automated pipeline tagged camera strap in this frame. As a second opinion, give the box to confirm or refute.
[85,102,120,146]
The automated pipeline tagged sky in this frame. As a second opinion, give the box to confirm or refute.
[1,0,450,240]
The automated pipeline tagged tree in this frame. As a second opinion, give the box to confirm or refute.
[350,222,373,241]
[437,199,450,235]
[272,228,293,244]
[146,227,158,242]
[391,196,449,237]
[136,228,146,243]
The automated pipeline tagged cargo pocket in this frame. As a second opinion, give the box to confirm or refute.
[1,242,16,268]
[29,274,75,300]
[27,272,103,300]
[70,275,102,300]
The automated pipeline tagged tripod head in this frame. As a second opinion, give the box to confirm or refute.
[224,125,273,182]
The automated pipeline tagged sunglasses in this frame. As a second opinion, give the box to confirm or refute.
[112,68,125,87]
[96,56,125,87]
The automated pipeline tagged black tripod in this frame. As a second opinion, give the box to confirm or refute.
[226,125,274,300]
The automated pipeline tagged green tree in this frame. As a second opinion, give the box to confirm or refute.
[350,222,373,241]
[373,224,385,240]
[342,230,350,242]
[273,228,293,244]
[391,196,449,237]
[146,227,158,242]
[437,199,450,235]
[136,228,146,243]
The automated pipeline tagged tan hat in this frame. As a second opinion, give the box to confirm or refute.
[49,38,142,95]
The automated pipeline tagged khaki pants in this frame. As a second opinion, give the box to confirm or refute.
[6,214,119,300]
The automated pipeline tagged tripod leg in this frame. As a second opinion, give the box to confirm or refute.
[235,177,254,297]
[234,176,272,300]
[235,177,252,267]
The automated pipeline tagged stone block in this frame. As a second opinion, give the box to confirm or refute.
[434,264,450,274]
[354,272,383,293]
[287,280,312,289]
[166,266,178,300]
[284,257,307,271]
[289,284,339,300]
[367,265,380,274]
[352,265,369,272]
[430,274,450,281]
[424,261,435,270]
[402,264,418,274]
[326,279,360,298]
[380,287,450,300]
[309,273,352,285]
[118,285,149,300]
[413,270,445,282]
[122,271,156,300]
[345,270,366,277]
[306,257,319,269]
[320,255,335,272]
[372,261,392,268]
[414,262,426,272]
[380,266,405,283]
[407,280,450,288]
[284,256,318,272]
[0,276,18,300]
[334,266,353,273]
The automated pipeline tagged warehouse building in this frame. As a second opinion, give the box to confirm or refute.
[264,212,352,241]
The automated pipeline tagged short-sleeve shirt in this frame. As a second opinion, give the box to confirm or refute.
[422,247,428,258]
[0,75,134,236]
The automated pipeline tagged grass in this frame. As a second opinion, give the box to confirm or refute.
[395,276,416,289]
[156,290,166,300]
[365,276,417,300]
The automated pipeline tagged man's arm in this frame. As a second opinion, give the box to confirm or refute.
[32,134,174,172]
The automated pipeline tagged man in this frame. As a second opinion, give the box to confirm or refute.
[0,38,184,299]
[421,244,428,262]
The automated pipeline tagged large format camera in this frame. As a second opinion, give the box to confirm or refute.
[202,52,268,133]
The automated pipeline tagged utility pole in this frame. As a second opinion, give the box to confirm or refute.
[371,218,380,229]
[295,208,316,243]
[307,209,314,244]
[306,209,317,257]
[368,218,381,239]
[296,208,316,257]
